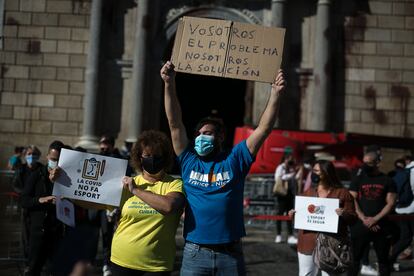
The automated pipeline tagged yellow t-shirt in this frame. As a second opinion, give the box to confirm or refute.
[110,174,184,271]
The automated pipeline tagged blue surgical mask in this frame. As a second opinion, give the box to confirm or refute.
[48,159,58,169]
[194,134,214,156]
[25,155,39,165]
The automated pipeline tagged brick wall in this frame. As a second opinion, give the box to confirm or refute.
[0,0,90,162]
[344,0,414,138]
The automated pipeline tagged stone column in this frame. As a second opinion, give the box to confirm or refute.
[307,0,332,131]
[77,0,103,150]
[253,0,286,125]
[271,0,286,27]
[268,0,287,127]
[127,0,151,142]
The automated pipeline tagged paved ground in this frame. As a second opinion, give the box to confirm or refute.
[1,172,414,276]
[1,214,414,275]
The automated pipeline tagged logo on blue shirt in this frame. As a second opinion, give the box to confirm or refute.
[189,170,231,187]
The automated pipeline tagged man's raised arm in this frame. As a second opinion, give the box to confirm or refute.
[160,61,189,156]
[246,70,285,156]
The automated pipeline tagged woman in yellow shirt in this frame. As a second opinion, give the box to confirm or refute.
[110,130,185,275]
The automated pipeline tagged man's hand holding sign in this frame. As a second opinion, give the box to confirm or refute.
[171,16,285,83]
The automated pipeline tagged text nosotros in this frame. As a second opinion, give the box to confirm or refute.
[189,23,255,40]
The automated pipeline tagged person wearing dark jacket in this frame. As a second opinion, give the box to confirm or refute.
[12,145,42,261]
[21,140,65,276]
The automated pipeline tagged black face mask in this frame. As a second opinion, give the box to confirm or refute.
[141,156,164,175]
[311,172,321,184]
[362,163,376,174]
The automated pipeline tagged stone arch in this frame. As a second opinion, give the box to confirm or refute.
[162,6,262,54]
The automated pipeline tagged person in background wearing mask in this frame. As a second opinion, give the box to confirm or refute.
[161,61,285,275]
[301,154,316,193]
[274,153,299,244]
[11,145,42,262]
[288,160,356,276]
[353,145,383,276]
[110,130,185,275]
[12,145,42,194]
[21,140,65,276]
[348,151,397,276]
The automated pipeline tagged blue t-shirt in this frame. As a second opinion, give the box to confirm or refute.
[177,140,253,244]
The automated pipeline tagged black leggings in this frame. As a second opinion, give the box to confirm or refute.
[111,262,171,276]
[275,194,294,235]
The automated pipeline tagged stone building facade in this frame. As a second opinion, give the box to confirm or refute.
[0,0,413,165]
[0,0,90,160]
[343,1,414,138]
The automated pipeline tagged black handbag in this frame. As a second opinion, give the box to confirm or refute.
[313,232,352,274]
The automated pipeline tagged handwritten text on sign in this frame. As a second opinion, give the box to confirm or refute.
[172,16,285,83]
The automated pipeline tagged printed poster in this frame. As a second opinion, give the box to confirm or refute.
[294,196,339,233]
[52,148,128,207]
[56,198,75,227]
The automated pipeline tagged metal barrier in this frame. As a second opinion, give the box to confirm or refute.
[0,170,26,275]
[243,174,276,229]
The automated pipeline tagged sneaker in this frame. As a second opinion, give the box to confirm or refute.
[287,235,298,245]
[398,248,412,260]
[360,265,378,276]
[392,263,400,272]
[103,265,112,276]
[274,235,282,243]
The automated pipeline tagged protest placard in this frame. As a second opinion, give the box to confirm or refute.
[52,148,128,207]
[56,198,75,227]
[171,16,285,83]
[294,196,339,233]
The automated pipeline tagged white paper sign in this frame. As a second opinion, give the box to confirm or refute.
[52,148,128,207]
[56,198,75,227]
[294,196,339,233]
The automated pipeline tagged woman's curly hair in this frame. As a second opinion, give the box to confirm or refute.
[130,130,174,173]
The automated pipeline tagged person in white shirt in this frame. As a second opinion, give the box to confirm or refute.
[274,153,301,244]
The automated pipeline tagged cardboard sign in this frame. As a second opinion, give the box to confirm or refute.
[52,149,128,207]
[171,16,285,83]
[294,196,339,233]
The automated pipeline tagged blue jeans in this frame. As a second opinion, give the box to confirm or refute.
[180,241,246,276]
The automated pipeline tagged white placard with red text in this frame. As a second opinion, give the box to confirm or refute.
[294,196,339,233]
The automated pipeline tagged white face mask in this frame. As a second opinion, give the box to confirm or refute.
[48,159,58,169]
[304,163,311,170]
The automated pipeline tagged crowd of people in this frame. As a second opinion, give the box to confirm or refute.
[274,144,414,276]
[3,60,414,276]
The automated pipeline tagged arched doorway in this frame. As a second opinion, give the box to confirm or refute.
[158,7,261,149]
[175,68,246,150]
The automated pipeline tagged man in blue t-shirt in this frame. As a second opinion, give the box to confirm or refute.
[161,61,286,275]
